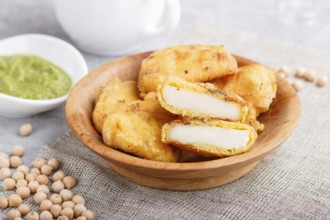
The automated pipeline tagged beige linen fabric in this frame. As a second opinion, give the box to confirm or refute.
[1,23,330,219]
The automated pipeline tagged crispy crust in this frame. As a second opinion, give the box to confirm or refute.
[138,44,238,96]
[212,64,277,132]
[92,78,139,133]
[93,78,180,162]
[161,119,257,158]
[157,77,248,122]
[103,111,180,162]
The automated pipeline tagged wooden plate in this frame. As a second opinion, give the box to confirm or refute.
[65,52,301,191]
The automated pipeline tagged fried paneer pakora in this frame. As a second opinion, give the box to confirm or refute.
[138,45,238,96]
[93,78,180,162]
[103,111,180,162]
[157,77,248,122]
[213,64,277,131]
[162,119,257,158]
[92,45,277,162]
[92,78,139,133]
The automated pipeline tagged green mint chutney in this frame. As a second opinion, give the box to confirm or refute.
[0,55,72,100]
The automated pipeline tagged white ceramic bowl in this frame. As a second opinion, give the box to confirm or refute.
[0,34,88,118]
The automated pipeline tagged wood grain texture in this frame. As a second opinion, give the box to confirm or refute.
[65,52,301,191]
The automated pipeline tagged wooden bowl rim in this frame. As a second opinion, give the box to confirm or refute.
[66,52,301,172]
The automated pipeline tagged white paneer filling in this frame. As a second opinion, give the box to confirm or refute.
[168,125,250,149]
[162,85,242,121]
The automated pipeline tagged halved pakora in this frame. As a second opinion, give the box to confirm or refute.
[213,64,277,131]
[161,119,257,158]
[157,77,248,122]
[138,45,238,96]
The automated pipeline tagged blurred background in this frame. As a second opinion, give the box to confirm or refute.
[1,0,330,54]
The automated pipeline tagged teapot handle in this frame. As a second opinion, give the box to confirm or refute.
[143,0,181,36]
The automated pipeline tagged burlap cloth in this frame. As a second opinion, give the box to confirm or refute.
[2,23,330,219]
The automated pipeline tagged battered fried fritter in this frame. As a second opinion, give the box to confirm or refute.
[102,111,180,162]
[162,119,257,158]
[95,78,139,103]
[157,77,248,122]
[92,79,172,133]
[92,78,139,133]
[212,64,277,131]
[93,78,180,162]
[138,45,238,96]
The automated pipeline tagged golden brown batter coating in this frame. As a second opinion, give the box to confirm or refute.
[138,45,238,96]
[93,78,180,162]
[92,78,139,133]
[213,64,277,131]
[103,111,180,162]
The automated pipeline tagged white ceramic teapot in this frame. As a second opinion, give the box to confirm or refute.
[54,0,181,55]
